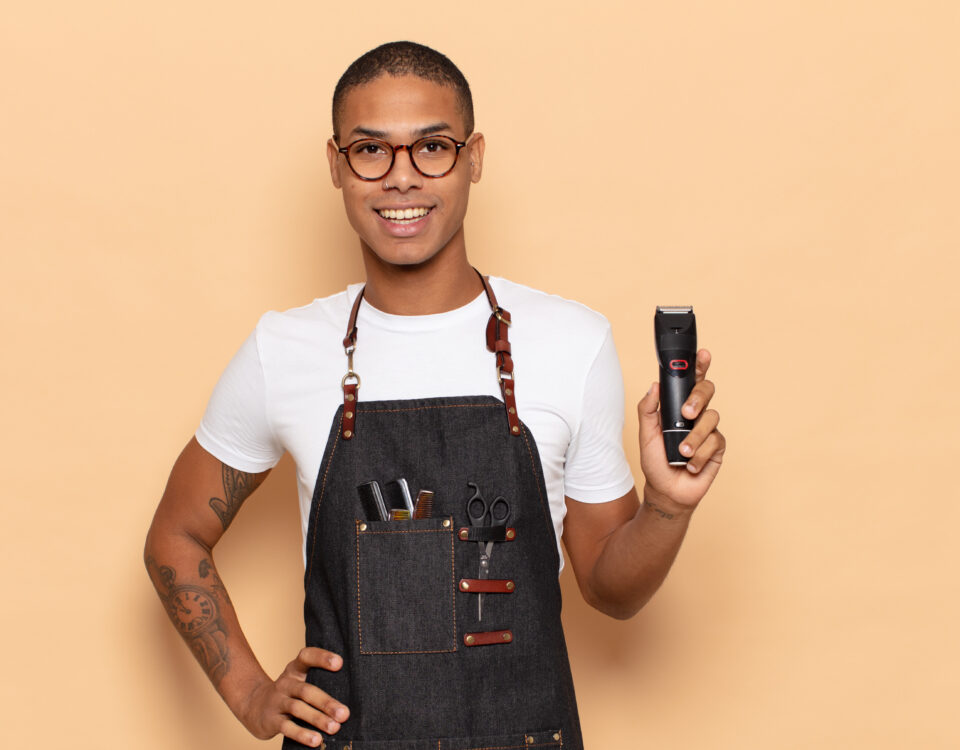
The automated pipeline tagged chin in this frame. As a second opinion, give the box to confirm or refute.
[363,236,450,269]
[367,246,441,269]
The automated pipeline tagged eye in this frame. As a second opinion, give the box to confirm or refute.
[350,140,389,158]
[416,137,452,155]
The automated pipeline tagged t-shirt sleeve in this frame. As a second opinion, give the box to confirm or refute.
[562,325,636,503]
[195,325,284,473]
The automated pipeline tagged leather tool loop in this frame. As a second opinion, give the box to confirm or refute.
[459,578,516,593]
[463,629,514,646]
[341,382,358,440]
[457,526,516,542]
[340,288,365,440]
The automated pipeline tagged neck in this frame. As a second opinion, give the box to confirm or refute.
[359,236,484,315]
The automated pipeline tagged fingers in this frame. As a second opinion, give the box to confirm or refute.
[292,681,350,727]
[290,646,343,676]
[682,378,715,420]
[637,383,664,451]
[279,718,325,748]
[678,408,725,475]
[694,349,711,382]
[688,430,725,479]
[275,648,348,743]
[282,689,345,736]
[272,677,351,744]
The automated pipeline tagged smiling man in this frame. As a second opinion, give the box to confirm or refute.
[145,42,725,749]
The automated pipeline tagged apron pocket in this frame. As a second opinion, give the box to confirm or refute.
[356,517,457,654]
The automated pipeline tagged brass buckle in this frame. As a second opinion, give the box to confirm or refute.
[342,345,360,388]
[497,367,514,386]
[494,309,511,326]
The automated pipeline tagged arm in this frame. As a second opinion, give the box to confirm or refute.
[562,349,725,620]
[144,437,349,746]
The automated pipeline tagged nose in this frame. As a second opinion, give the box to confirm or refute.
[385,145,422,192]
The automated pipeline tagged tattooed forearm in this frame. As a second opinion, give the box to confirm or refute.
[642,501,677,520]
[209,465,267,530]
[146,555,232,685]
[199,557,232,606]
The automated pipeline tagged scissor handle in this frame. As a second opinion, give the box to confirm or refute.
[466,497,488,524]
[489,496,510,525]
[465,482,487,524]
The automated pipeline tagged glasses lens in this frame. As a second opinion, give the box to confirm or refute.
[410,137,459,177]
[347,140,393,180]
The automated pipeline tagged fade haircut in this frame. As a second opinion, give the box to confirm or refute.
[332,41,474,142]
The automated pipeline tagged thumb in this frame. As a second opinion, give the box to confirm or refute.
[637,382,662,449]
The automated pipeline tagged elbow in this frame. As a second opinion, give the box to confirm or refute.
[582,587,647,621]
[592,600,644,621]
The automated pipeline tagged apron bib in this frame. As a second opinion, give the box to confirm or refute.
[283,273,585,749]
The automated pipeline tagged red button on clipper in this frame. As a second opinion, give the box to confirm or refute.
[669,359,689,370]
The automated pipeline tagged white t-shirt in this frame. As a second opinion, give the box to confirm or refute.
[196,276,635,571]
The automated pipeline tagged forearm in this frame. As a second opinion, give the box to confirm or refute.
[584,486,694,620]
[144,528,272,731]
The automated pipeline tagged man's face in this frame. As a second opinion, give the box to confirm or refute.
[327,75,484,269]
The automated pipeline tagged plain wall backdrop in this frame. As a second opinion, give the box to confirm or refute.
[2,2,958,748]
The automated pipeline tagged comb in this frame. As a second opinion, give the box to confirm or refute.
[413,490,435,519]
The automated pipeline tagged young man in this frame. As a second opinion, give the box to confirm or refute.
[145,42,725,749]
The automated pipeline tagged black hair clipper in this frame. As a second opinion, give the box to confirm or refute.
[655,306,697,465]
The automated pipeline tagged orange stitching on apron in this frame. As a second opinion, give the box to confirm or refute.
[360,528,450,535]
[520,423,576,727]
[306,409,344,583]
[355,520,363,650]
[449,517,457,648]
[519,425,551,527]
[355,522,457,655]
[360,403,500,414]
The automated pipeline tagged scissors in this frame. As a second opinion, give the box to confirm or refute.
[465,482,511,621]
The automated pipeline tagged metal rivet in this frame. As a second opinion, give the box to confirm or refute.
[508,407,516,414]
[465,635,475,645]
[442,518,451,528]
[345,411,354,419]
[461,581,470,590]
[503,632,512,642]
[505,388,512,395]
[512,426,520,433]
[346,393,355,401]
[506,529,515,540]
[553,733,561,741]
[343,429,352,438]
[359,523,367,531]
[506,581,515,591]
[459,529,469,540]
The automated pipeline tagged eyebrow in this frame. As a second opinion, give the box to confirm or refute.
[348,122,455,140]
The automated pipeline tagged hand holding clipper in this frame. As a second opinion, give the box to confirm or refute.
[655,306,697,465]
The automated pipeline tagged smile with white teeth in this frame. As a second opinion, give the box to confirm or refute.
[377,206,431,223]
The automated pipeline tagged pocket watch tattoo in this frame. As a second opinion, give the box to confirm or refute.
[148,556,231,684]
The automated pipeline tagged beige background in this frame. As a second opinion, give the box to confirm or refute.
[2,1,958,748]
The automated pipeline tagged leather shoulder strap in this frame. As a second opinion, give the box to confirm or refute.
[340,271,521,439]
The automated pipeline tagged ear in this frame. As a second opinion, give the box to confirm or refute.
[467,132,485,183]
[326,138,343,189]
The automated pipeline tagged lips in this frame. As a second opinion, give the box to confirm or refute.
[372,205,434,238]
[376,206,432,224]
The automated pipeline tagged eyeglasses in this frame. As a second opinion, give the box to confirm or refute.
[337,135,469,181]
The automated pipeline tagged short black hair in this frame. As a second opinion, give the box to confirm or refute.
[332,41,474,141]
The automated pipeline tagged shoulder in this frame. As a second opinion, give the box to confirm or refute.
[489,276,612,350]
[253,284,361,352]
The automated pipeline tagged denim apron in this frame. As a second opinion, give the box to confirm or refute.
[283,273,585,749]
